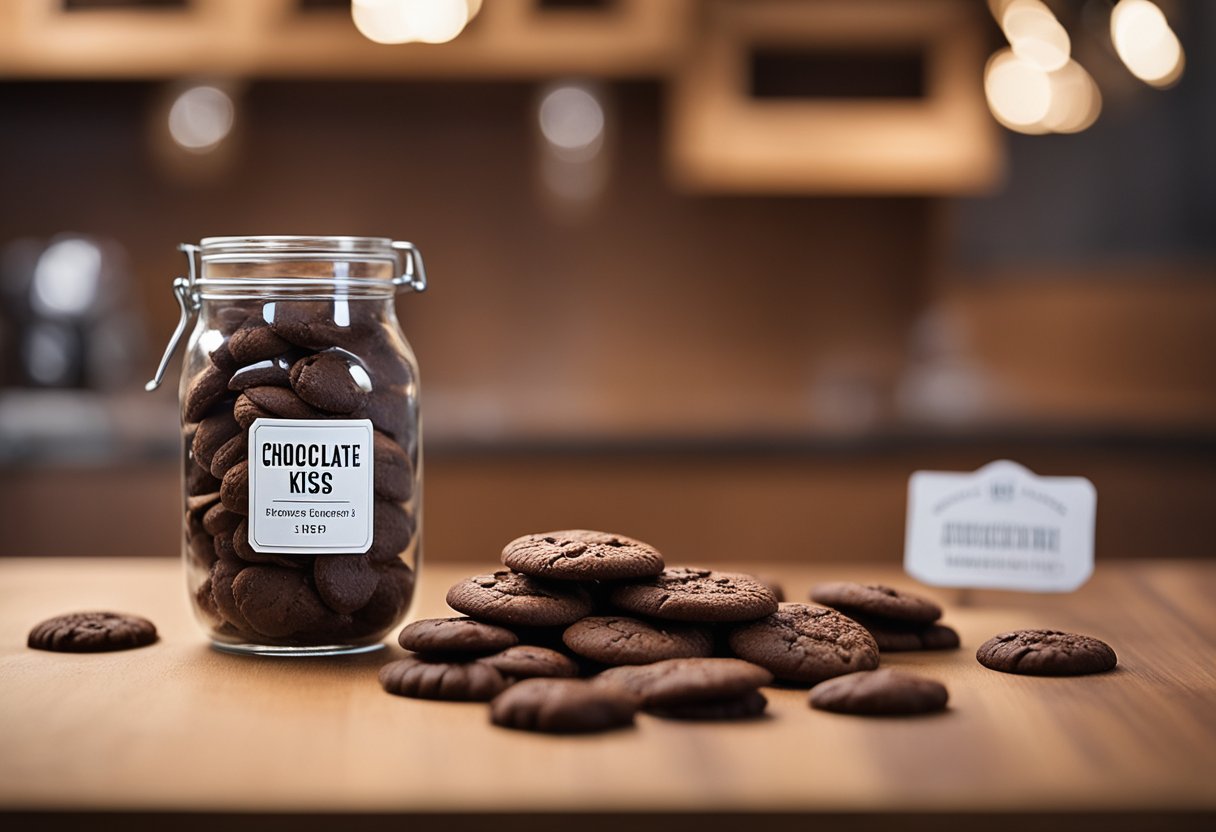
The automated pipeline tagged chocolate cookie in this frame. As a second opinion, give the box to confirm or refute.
[379,656,509,701]
[229,356,293,391]
[562,616,713,666]
[240,386,325,420]
[976,629,1117,676]
[398,617,519,656]
[373,431,412,502]
[649,689,768,721]
[209,557,249,630]
[209,432,247,479]
[728,603,879,684]
[28,612,157,653]
[350,561,414,636]
[368,500,414,561]
[610,568,778,623]
[595,657,772,706]
[270,300,376,350]
[360,386,411,442]
[313,555,380,614]
[810,669,949,716]
[219,460,248,514]
[231,566,331,639]
[233,394,273,429]
[191,410,241,470]
[202,502,242,537]
[184,364,230,422]
[810,582,941,625]
[446,571,593,627]
[186,457,221,496]
[502,530,665,582]
[228,321,292,364]
[480,645,579,680]
[490,678,638,733]
[290,351,373,414]
[851,615,960,652]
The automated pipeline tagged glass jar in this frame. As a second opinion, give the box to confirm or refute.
[148,236,425,656]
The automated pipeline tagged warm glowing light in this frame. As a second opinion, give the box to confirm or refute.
[1042,60,1101,134]
[1111,0,1184,88]
[352,0,477,45]
[167,86,234,152]
[1001,0,1070,72]
[32,238,102,317]
[984,49,1051,134]
[538,85,605,159]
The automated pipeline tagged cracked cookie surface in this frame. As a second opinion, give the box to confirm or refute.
[728,603,879,684]
[398,616,519,655]
[28,611,158,653]
[502,529,664,581]
[595,657,772,706]
[563,616,712,665]
[976,629,1116,676]
[810,581,942,624]
[446,570,593,627]
[610,567,778,623]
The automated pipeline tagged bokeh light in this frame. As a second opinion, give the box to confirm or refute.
[352,0,479,45]
[31,238,102,317]
[167,86,235,153]
[1111,0,1185,88]
[984,49,1052,134]
[1002,0,1071,72]
[538,85,605,160]
[1042,60,1102,134]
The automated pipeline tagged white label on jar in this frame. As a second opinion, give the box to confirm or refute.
[904,460,1096,592]
[247,418,374,555]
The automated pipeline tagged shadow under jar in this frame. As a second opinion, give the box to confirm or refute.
[155,236,425,656]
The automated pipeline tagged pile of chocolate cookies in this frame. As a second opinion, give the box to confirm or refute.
[183,300,418,647]
[379,530,960,732]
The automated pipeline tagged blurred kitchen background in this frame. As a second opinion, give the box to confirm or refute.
[0,0,1212,563]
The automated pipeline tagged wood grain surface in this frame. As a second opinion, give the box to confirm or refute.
[0,558,1213,821]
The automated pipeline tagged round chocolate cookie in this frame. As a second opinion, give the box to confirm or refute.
[562,616,713,666]
[372,431,412,502]
[851,615,960,652]
[192,411,241,470]
[209,432,247,480]
[231,566,332,639]
[728,603,879,685]
[502,530,665,582]
[610,568,778,623]
[228,321,292,364]
[219,460,249,515]
[398,617,519,656]
[490,678,638,734]
[810,669,949,716]
[229,356,294,391]
[379,656,509,701]
[184,365,230,422]
[976,629,1117,676]
[28,611,158,653]
[446,571,593,627]
[595,657,772,707]
[240,386,325,420]
[313,555,380,615]
[649,689,768,721]
[480,645,579,680]
[810,582,941,625]
[290,351,373,414]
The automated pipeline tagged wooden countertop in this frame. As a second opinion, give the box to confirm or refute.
[1,558,1214,826]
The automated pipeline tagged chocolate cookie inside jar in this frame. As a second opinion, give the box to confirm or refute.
[149,236,426,656]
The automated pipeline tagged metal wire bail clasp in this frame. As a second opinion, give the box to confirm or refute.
[391,240,427,293]
[145,244,201,392]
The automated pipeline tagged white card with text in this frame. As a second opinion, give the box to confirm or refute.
[904,460,1096,592]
